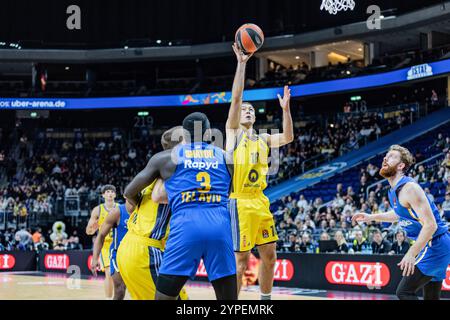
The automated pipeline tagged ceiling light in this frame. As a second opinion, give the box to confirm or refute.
[295,56,300,60]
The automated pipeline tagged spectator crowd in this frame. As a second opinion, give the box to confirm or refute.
[0,227,83,252]
[0,102,448,255]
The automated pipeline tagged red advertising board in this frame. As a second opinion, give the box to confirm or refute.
[0,254,16,269]
[43,253,70,270]
[195,255,294,283]
[325,261,391,287]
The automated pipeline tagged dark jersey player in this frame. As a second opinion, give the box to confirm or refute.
[353,145,450,300]
[124,112,237,300]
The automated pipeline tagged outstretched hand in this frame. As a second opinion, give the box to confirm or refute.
[232,43,253,64]
[351,212,372,226]
[277,86,291,111]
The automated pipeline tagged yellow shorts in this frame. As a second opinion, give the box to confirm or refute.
[117,233,188,300]
[229,194,278,252]
[99,241,112,270]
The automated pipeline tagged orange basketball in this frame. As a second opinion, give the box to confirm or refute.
[235,23,264,54]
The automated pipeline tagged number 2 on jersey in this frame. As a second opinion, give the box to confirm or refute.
[196,172,211,193]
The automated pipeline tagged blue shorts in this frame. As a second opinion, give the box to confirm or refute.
[159,206,236,281]
[110,249,119,276]
[415,232,450,281]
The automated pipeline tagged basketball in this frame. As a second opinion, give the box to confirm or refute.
[235,23,264,54]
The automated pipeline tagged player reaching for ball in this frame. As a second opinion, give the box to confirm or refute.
[352,145,450,300]
[226,41,294,300]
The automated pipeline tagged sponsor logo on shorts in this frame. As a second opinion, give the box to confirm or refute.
[262,229,269,239]
[242,235,248,248]
[0,254,16,269]
[325,261,390,287]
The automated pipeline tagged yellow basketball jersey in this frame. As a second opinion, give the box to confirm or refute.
[127,180,171,243]
[231,131,269,196]
[98,203,117,243]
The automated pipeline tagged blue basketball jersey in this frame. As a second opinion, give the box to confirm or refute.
[388,176,448,240]
[165,142,231,213]
[110,204,129,252]
[160,142,235,281]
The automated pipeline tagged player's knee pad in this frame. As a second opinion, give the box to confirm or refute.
[396,284,416,300]
[156,274,188,298]
[211,274,238,300]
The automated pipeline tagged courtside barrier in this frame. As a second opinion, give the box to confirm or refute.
[38,250,102,276]
[6,250,448,298]
[0,251,36,272]
[195,252,450,298]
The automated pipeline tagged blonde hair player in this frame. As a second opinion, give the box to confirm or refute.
[227,43,294,300]
[86,185,118,299]
[352,145,450,300]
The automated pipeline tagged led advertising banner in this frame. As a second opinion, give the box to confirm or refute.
[0,59,449,110]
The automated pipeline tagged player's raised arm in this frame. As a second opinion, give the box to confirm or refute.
[86,205,100,235]
[91,207,120,276]
[261,85,294,148]
[397,183,438,277]
[226,43,253,130]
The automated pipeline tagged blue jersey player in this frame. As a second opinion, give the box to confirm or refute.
[353,145,450,300]
[124,112,237,300]
[91,201,131,300]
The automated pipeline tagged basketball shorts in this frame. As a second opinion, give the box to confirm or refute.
[99,240,112,271]
[229,195,278,252]
[415,232,450,281]
[109,249,119,276]
[159,206,236,282]
[117,232,188,300]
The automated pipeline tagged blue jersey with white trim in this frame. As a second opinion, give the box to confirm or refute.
[164,142,231,214]
[387,176,448,240]
[110,204,128,252]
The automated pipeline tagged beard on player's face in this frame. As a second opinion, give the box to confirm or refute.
[379,160,400,178]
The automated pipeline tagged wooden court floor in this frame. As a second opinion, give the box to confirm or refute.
[0,272,324,300]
